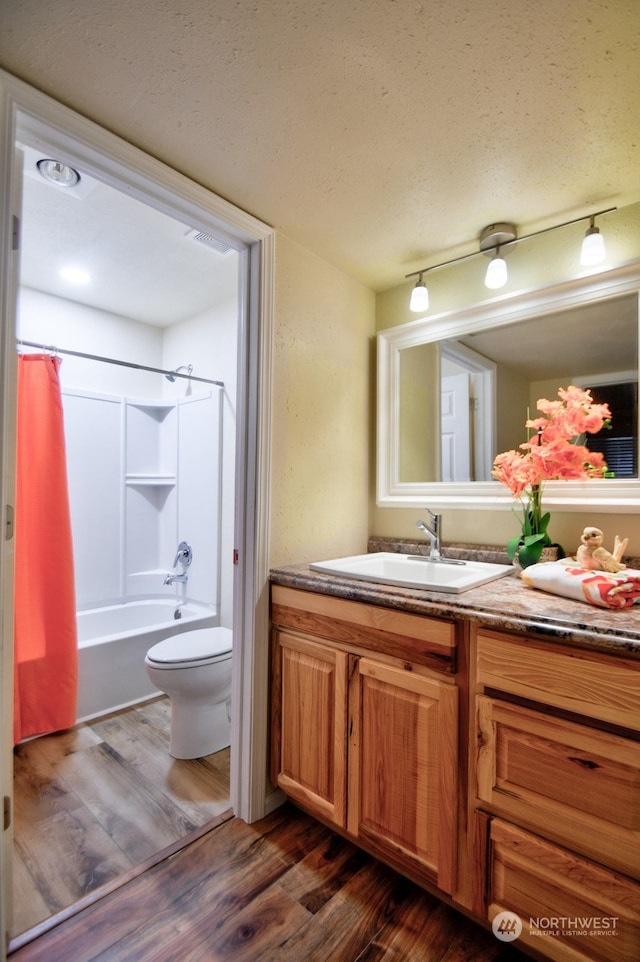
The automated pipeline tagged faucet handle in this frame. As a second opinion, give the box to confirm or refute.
[173,540,193,568]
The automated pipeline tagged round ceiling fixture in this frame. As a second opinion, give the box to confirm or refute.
[37,158,81,188]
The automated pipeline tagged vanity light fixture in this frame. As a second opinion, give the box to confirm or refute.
[406,207,616,311]
[409,272,429,312]
[484,249,508,289]
[37,158,81,188]
[580,215,606,266]
[480,223,516,290]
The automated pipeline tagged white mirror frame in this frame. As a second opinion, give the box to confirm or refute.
[377,260,640,511]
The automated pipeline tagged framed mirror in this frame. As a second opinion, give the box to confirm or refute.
[377,261,640,510]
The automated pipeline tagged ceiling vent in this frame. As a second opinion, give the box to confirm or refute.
[186,229,235,256]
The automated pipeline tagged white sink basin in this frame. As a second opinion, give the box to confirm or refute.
[309,552,513,594]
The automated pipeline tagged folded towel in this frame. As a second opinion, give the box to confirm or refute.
[521,559,640,609]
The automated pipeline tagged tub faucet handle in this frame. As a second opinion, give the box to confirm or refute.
[173,541,193,568]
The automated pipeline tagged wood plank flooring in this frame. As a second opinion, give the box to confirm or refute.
[11,697,231,937]
[8,801,533,962]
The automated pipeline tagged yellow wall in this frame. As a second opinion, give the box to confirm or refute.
[269,233,375,566]
[373,203,640,556]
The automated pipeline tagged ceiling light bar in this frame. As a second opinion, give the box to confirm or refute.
[406,207,616,312]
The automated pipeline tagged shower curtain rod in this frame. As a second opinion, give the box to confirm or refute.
[16,340,224,387]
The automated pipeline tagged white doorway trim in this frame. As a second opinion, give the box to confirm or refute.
[0,69,274,954]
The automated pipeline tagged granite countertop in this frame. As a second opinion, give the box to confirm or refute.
[269,539,640,658]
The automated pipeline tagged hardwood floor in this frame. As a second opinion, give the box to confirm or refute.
[11,697,231,937]
[8,801,533,962]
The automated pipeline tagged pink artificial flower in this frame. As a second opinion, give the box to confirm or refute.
[493,386,611,492]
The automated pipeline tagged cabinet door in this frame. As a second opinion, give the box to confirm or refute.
[272,629,349,827]
[348,658,458,894]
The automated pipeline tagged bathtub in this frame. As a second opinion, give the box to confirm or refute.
[76,599,218,722]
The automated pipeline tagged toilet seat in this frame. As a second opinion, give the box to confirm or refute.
[146,627,232,670]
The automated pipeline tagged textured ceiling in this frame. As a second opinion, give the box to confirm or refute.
[1,0,639,292]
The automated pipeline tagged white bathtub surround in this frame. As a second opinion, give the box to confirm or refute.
[61,383,225,721]
[76,599,217,721]
[145,626,233,759]
[63,387,222,610]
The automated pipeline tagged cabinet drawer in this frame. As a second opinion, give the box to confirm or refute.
[272,585,456,673]
[488,818,640,962]
[476,628,640,728]
[476,696,640,878]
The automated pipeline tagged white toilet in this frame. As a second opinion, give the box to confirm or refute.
[144,626,233,759]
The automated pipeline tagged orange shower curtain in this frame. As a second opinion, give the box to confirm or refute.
[14,354,78,744]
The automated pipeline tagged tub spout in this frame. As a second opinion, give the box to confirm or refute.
[164,572,188,585]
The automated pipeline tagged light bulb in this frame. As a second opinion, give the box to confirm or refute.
[409,275,429,312]
[484,251,508,290]
[37,159,81,188]
[581,224,606,266]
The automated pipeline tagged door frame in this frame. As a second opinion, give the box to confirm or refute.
[0,69,275,952]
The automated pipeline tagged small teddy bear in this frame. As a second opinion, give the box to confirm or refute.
[576,526,628,572]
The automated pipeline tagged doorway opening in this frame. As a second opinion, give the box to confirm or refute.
[1,79,273,948]
[12,133,240,939]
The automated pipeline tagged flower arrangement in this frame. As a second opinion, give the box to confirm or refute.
[492,385,611,568]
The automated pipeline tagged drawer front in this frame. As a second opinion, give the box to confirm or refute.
[488,818,640,962]
[476,628,640,728]
[272,584,456,673]
[476,695,640,878]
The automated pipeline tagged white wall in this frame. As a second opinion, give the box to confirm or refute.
[18,288,163,396]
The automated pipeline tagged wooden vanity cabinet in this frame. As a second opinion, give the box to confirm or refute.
[270,585,459,895]
[473,627,640,962]
[270,582,640,961]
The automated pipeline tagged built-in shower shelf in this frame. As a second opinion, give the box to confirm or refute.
[125,474,176,486]
[128,399,175,416]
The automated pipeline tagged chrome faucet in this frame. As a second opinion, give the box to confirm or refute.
[164,571,188,585]
[415,510,466,566]
[163,540,192,586]
[416,508,441,559]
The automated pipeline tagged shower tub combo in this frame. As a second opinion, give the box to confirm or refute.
[76,597,217,721]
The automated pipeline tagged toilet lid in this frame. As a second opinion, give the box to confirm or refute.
[146,627,232,665]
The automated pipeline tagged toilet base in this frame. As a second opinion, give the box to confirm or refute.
[168,697,231,759]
